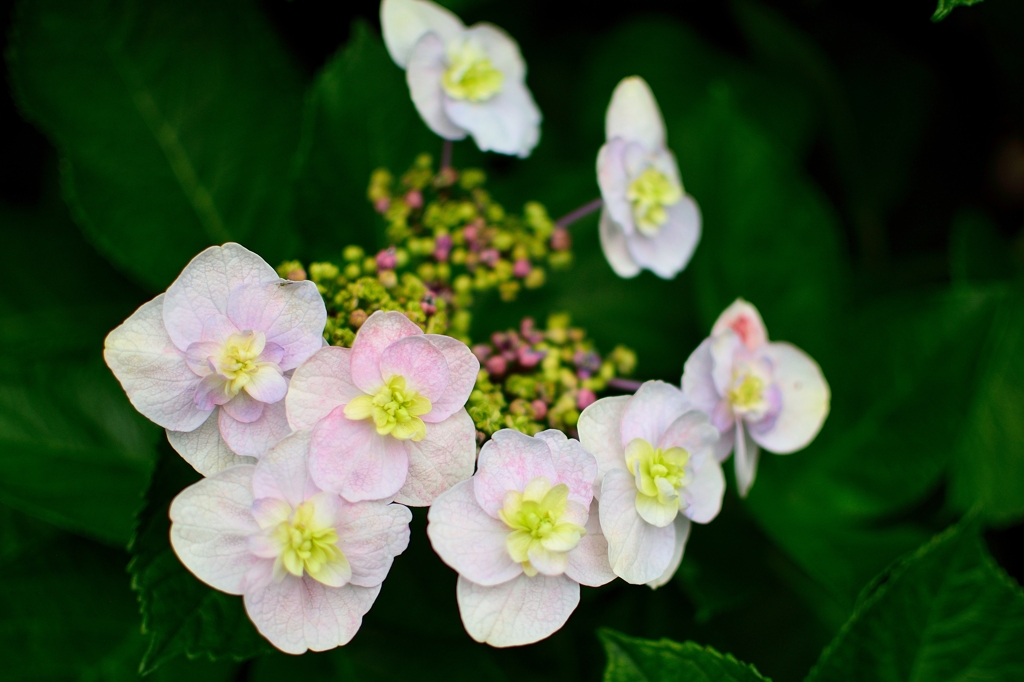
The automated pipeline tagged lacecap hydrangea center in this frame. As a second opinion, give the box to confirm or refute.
[345,375,431,441]
[442,38,504,102]
[499,476,586,577]
[627,167,682,235]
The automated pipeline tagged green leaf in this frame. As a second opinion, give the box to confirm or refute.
[292,20,436,259]
[933,0,984,22]
[599,629,768,682]
[8,0,305,290]
[949,210,1017,283]
[128,446,270,674]
[806,520,1024,681]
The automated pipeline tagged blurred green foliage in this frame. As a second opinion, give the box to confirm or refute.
[1,0,1022,679]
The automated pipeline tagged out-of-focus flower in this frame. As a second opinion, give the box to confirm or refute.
[104,243,326,474]
[596,76,701,279]
[577,381,722,587]
[287,310,479,506]
[169,430,411,654]
[427,429,614,647]
[682,299,830,497]
[380,0,541,157]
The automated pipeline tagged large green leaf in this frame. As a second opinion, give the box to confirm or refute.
[292,21,437,259]
[933,0,985,22]
[599,629,768,682]
[806,520,1024,681]
[128,446,270,674]
[8,0,305,290]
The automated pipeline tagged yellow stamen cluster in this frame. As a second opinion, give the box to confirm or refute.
[626,167,682,235]
[272,500,349,584]
[214,331,269,397]
[728,374,765,413]
[344,375,431,441]
[442,40,504,102]
[500,477,585,577]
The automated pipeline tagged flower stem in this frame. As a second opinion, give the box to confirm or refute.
[556,198,603,228]
[607,377,643,393]
[441,139,454,171]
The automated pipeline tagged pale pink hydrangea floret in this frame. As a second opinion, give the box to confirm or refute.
[381,0,541,157]
[104,243,327,475]
[286,310,479,506]
[682,298,831,497]
[596,76,701,280]
[577,381,723,587]
[427,429,615,647]
[169,430,411,654]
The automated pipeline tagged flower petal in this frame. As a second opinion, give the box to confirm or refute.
[624,193,701,280]
[711,299,768,349]
[577,395,631,489]
[682,457,724,524]
[658,410,720,468]
[421,334,480,423]
[225,281,327,371]
[350,311,424,394]
[185,341,220,377]
[243,366,287,404]
[464,23,525,82]
[682,338,724,420]
[103,294,210,432]
[427,478,521,586]
[395,408,477,506]
[474,429,558,518]
[749,342,830,454]
[620,380,692,448]
[444,77,541,158]
[169,465,261,594]
[734,420,760,498]
[167,411,256,476]
[407,32,468,140]
[646,515,690,589]
[221,390,265,424]
[533,429,597,509]
[599,468,676,585]
[605,76,666,151]
[564,499,616,587]
[162,243,280,352]
[244,576,380,655]
[309,410,409,502]
[286,346,364,431]
[379,335,449,402]
[457,573,579,648]
[598,209,642,279]
[219,397,292,460]
[251,429,320,508]
[335,499,412,588]
[380,0,464,68]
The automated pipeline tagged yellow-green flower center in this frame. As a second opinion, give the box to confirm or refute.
[344,375,432,441]
[626,167,682,235]
[214,331,268,397]
[271,500,348,584]
[499,476,586,577]
[728,374,764,413]
[442,39,504,102]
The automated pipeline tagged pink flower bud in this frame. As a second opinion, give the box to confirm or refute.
[485,355,507,376]
[376,247,397,271]
[577,388,597,410]
[513,259,531,278]
[551,227,572,251]
[480,249,500,267]
[405,189,423,209]
[472,344,492,362]
[530,400,548,420]
[374,197,391,214]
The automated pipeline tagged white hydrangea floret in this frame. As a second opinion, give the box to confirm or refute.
[427,429,615,647]
[577,381,723,587]
[596,76,701,279]
[169,430,412,654]
[380,0,541,157]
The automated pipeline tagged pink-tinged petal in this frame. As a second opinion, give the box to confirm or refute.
[104,294,211,432]
[220,397,293,460]
[251,497,291,531]
[682,457,724,524]
[682,338,722,415]
[195,374,232,410]
[201,314,238,344]
[259,342,285,366]
[427,479,521,586]
[712,299,768,350]
[421,334,479,423]
[605,76,666,151]
[444,77,541,158]
[167,411,255,476]
[734,420,760,498]
[244,576,380,655]
[457,573,579,648]
[252,429,320,508]
[565,499,616,587]
[474,429,557,518]
[351,311,424,394]
[710,331,743,397]
[242,366,287,404]
[620,381,692,448]
[658,411,720,469]
[534,430,597,508]
[597,139,634,233]
[286,346,364,431]
[185,341,220,377]
[599,468,676,585]
[221,390,265,423]
[169,465,260,595]
[624,193,701,280]
[336,499,412,588]
[225,281,326,371]
[309,410,410,502]
[163,243,280,352]
[578,395,631,488]
[379,335,449,402]
[407,32,467,140]
[381,0,464,68]
[599,209,642,279]
[646,516,690,589]
[395,408,476,506]
[749,342,830,454]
